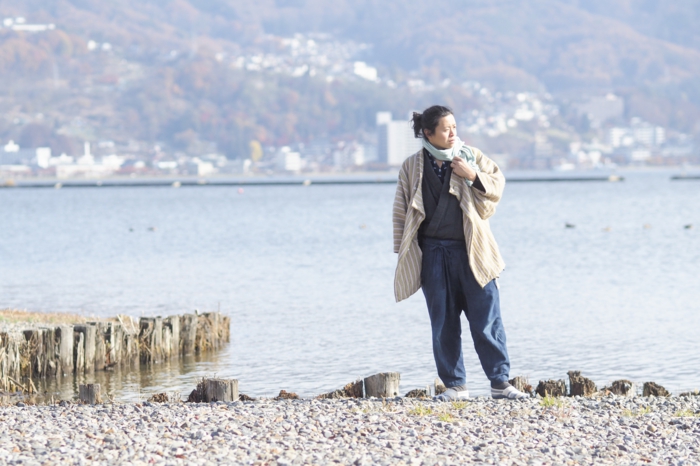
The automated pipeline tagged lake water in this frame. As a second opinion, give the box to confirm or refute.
[2,170,700,400]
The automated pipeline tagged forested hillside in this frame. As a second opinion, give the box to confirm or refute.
[1,0,699,159]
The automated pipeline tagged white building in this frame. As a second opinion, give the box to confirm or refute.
[376,112,422,166]
[276,146,302,172]
[609,118,665,148]
[353,62,378,81]
[35,147,52,168]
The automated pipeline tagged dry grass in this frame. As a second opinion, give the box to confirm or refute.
[0,308,101,325]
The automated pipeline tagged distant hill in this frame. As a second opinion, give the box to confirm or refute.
[4,0,700,91]
[1,0,699,158]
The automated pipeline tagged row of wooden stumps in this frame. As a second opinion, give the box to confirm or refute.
[179,371,685,405]
[0,312,230,392]
[74,370,692,405]
[515,371,682,398]
[182,372,402,404]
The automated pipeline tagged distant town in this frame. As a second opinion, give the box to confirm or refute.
[1,17,697,180]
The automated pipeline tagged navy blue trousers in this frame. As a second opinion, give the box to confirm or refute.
[420,237,510,388]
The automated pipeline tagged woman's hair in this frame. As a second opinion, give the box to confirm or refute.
[411,105,453,138]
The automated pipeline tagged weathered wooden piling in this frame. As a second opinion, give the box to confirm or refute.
[93,322,107,371]
[57,326,74,375]
[139,317,164,364]
[568,371,597,397]
[0,312,230,392]
[364,372,401,398]
[204,379,238,402]
[74,324,96,373]
[79,383,101,404]
[318,380,364,399]
[188,378,239,402]
[163,316,180,360]
[536,379,567,397]
[643,381,670,397]
[180,314,198,355]
[603,379,635,396]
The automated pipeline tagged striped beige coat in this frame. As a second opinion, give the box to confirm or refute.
[392,147,506,302]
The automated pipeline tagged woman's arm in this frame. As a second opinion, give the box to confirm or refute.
[471,149,505,219]
[392,163,410,253]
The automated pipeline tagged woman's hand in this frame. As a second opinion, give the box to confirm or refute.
[451,156,477,182]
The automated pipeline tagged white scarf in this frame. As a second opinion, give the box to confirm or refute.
[422,137,480,173]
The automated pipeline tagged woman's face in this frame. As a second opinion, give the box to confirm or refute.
[425,114,457,149]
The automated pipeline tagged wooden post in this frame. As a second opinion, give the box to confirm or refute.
[162,322,172,360]
[74,324,96,373]
[535,379,567,397]
[203,313,220,350]
[364,372,400,398]
[152,317,163,362]
[73,331,85,374]
[606,379,635,396]
[23,329,43,377]
[119,316,139,366]
[123,330,139,366]
[164,316,180,359]
[221,316,231,343]
[57,325,74,376]
[180,314,198,355]
[643,382,670,397]
[1,331,22,389]
[43,328,57,377]
[106,322,123,367]
[92,323,107,371]
[567,371,596,397]
[139,317,164,364]
[79,383,101,404]
[203,378,238,402]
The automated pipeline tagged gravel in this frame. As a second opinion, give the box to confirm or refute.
[0,395,698,464]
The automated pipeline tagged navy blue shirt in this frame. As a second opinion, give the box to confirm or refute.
[426,152,450,183]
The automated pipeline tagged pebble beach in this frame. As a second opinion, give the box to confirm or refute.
[1,395,698,465]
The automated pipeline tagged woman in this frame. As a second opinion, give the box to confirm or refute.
[392,105,527,400]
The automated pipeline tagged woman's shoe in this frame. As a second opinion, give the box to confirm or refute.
[491,385,529,399]
[434,387,470,401]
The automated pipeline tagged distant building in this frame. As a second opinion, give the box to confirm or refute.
[609,118,665,148]
[376,112,422,166]
[35,147,51,168]
[353,62,378,81]
[276,146,302,172]
[333,141,365,168]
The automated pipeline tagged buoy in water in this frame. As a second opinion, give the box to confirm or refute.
[684,224,693,230]
[238,188,244,194]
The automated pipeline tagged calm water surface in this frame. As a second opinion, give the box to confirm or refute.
[1,171,699,399]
